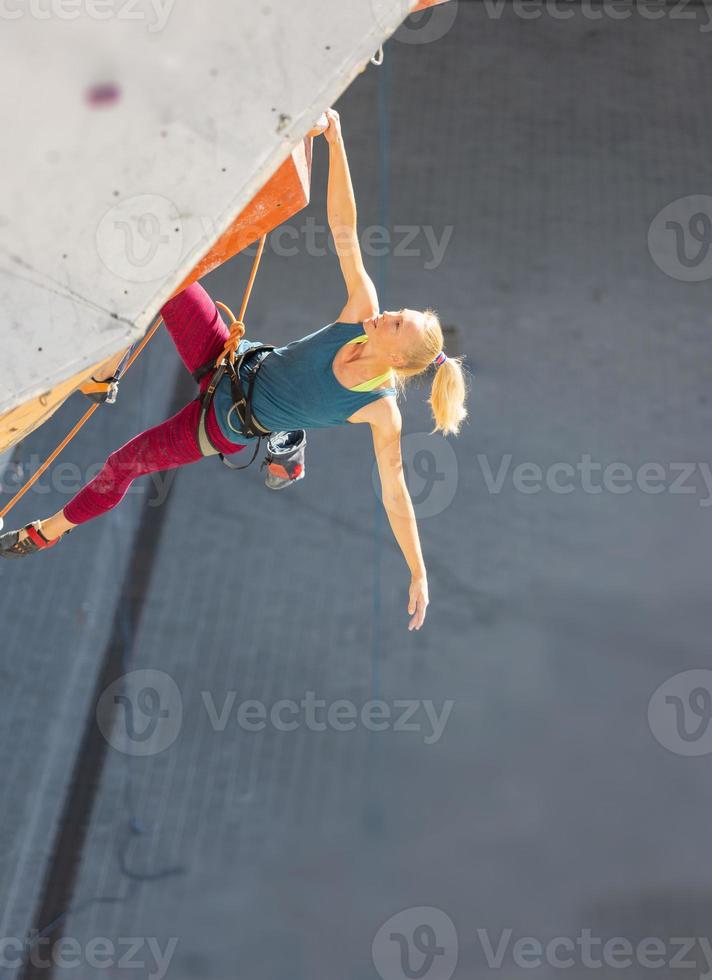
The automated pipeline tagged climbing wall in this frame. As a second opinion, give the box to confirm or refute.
[0,0,423,423]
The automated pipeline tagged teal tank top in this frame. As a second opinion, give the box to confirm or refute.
[212,321,397,444]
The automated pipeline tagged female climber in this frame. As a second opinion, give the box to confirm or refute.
[0,109,468,631]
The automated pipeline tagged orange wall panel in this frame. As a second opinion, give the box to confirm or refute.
[174,137,313,295]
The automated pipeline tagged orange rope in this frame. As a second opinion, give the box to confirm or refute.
[0,233,268,524]
[214,234,267,368]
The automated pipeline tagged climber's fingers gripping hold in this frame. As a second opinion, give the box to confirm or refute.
[307,112,329,138]
[323,108,342,145]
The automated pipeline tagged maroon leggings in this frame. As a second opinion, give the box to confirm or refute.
[63,283,246,525]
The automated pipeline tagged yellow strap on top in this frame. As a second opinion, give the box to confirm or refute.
[346,334,394,392]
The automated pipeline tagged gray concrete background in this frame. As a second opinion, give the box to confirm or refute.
[3,4,712,979]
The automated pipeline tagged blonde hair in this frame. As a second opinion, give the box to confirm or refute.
[392,309,469,437]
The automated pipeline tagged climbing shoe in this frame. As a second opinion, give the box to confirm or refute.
[0,521,70,558]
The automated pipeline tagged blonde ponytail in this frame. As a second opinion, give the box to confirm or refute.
[392,308,470,437]
[429,355,468,436]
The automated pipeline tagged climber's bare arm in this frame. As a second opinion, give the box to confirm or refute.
[323,108,379,324]
[367,396,429,631]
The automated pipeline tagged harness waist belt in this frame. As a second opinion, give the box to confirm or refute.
[195,345,274,465]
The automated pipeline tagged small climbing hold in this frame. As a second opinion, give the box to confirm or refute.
[86,83,121,108]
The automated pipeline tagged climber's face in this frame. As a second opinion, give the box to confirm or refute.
[362,308,426,367]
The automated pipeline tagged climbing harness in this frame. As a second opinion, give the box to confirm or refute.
[192,331,275,470]
[192,334,307,488]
